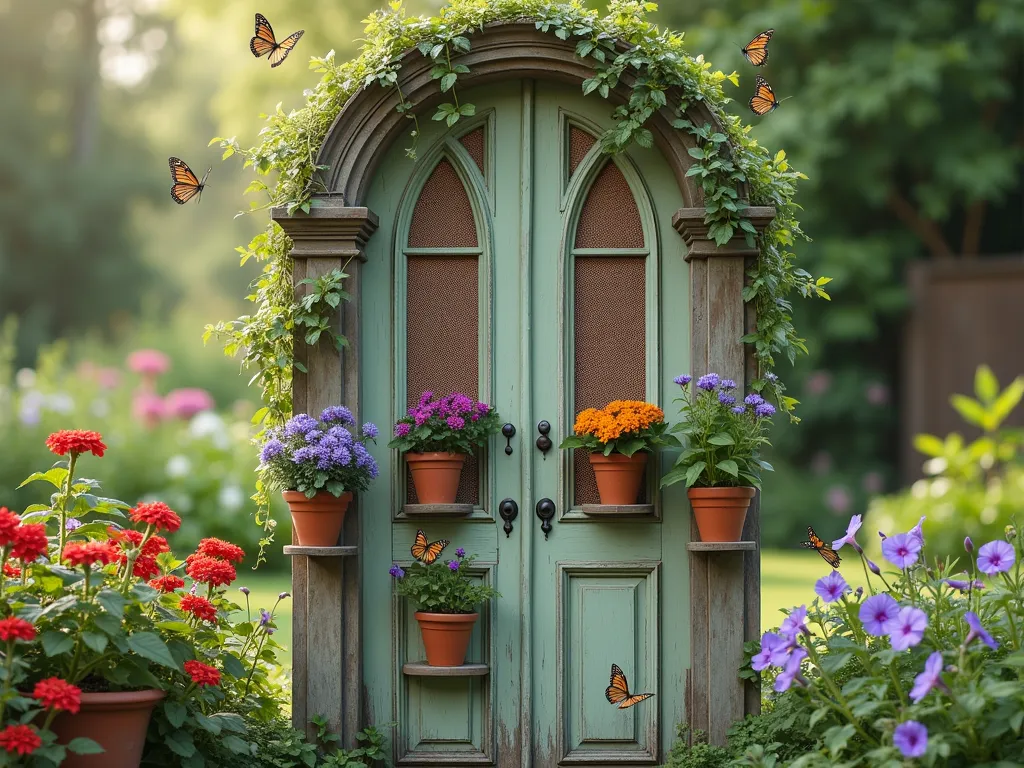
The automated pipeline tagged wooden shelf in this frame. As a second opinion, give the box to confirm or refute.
[401,504,474,516]
[283,545,359,557]
[581,504,655,516]
[686,541,757,552]
[402,662,489,677]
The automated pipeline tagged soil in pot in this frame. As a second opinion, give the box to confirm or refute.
[283,490,352,547]
[688,486,756,542]
[406,452,466,505]
[51,688,165,768]
[415,612,478,666]
[589,452,647,506]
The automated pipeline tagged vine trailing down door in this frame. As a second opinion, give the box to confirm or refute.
[359,80,690,767]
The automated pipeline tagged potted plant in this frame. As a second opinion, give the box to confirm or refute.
[389,541,500,666]
[660,374,775,541]
[389,392,501,505]
[259,407,379,546]
[559,400,679,505]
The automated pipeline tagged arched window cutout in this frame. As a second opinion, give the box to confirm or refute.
[459,127,485,175]
[573,161,645,249]
[407,158,479,248]
[568,125,596,177]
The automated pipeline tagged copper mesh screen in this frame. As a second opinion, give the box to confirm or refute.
[459,128,485,175]
[574,161,645,249]
[568,126,596,176]
[573,256,647,505]
[406,255,480,504]
[407,159,478,248]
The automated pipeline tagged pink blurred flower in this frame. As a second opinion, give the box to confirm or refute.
[810,451,833,476]
[862,471,884,495]
[825,485,852,514]
[805,370,832,396]
[97,367,121,389]
[132,392,165,427]
[127,349,170,377]
[865,382,889,406]
[165,388,215,420]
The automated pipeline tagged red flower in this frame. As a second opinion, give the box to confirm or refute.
[10,524,48,562]
[0,724,41,756]
[129,555,160,580]
[196,538,245,563]
[183,660,221,687]
[32,677,82,714]
[45,430,107,458]
[109,528,169,556]
[180,595,217,622]
[0,507,20,547]
[185,554,237,587]
[149,575,185,593]
[129,502,181,533]
[0,617,36,642]
[3,563,21,578]
[62,541,119,568]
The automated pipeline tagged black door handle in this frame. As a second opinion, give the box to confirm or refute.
[499,498,518,537]
[536,421,552,456]
[535,498,555,539]
[501,423,516,455]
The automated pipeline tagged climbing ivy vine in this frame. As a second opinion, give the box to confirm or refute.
[206,0,828,558]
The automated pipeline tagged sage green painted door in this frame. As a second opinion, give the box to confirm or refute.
[360,79,689,768]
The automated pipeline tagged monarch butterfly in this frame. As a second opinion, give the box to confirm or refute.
[605,663,654,709]
[749,75,790,116]
[410,529,449,565]
[250,13,304,68]
[168,157,210,205]
[802,526,842,569]
[741,29,774,67]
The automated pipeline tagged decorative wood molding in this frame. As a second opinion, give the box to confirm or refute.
[283,545,359,557]
[686,541,757,552]
[672,206,776,261]
[271,200,379,261]
[402,662,490,677]
[580,504,655,516]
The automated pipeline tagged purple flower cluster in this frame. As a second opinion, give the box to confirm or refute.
[672,372,776,420]
[389,565,405,579]
[752,604,810,691]
[260,438,285,464]
[696,373,720,391]
[321,406,354,426]
[261,410,380,485]
[404,391,492,431]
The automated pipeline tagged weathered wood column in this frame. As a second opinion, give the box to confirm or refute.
[271,197,378,745]
[674,206,775,745]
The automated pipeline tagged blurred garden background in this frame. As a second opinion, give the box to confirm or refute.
[2,0,1022,663]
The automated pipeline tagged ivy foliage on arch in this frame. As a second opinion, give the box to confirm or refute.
[206,0,828,555]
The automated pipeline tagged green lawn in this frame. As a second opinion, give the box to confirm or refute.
[246,549,869,669]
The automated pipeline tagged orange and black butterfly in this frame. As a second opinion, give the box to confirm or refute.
[250,13,304,68]
[749,75,789,116]
[168,157,210,205]
[605,664,654,709]
[802,526,842,569]
[741,29,774,67]
[411,529,449,565]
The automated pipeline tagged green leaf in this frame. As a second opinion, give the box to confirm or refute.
[18,467,68,490]
[222,735,251,755]
[222,652,247,679]
[81,631,108,653]
[990,378,1024,427]
[950,394,986,428]
[93,612,121,636]
[913,434,946,457]
[823,723,856,756]
[194,712,222,734]
[127,631,180,670]
[97,588,126,618]
[164,700,187,728]
[41,630,74,656]
[165,730,196,758]
[974,365,999,402]
[684,461,707,487]
[715,459,739,477]
[209,712,247,733]
[707,433,735,446]
[440,72,457,92]
[67,737,105,755]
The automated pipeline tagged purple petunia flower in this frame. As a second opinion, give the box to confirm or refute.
[361,422,379,439]
[867,559,881,575]
[673,374,692,386]
[720,379,737,390]
[964,536,973,553]
[754,402,776,418]
[751,632,791,671]
[394,422,411,437]
[774,646,807,692]
[893,721,928,758]
[389,564,405,579]
[446,415,466,430]
[697,373,720,391]
[814,571,850,603]
[744,393,764,407]
[964,611,999,650]
[456,547,466,558]
[943,577,985,593]
[260,438,285,463]
[718,392,737,405]
[977,540,1015,575]
[731,406,746,414]
[447,560,460,572]
[889,606,928,651]
[859,593,900,636]
[832,514,862,551]
[910,651,947,703]
[780,605,809,638]
[881,532,922,569]
[65,518,83,532]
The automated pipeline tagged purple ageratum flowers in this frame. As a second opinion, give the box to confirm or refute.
[720,379,737,390]
[456,547,466,558]
[284,413,318,437]
[881,532,922,569]
[910,651,948,703]
[744,393,764,407]
[814,571,850,603]
[361,422,379,439]
[754,402,776,418]
[321,406,354,425]
[389,564,405,579]
[259,609,272,628]
[696,373,720,391]
[731,406,746,414]
[774,646,807,692]
[673,374,692,386]
[977,539,1015,575]
[889,606,928,651]
[394,422,411,438]
[447,560,460,572]
[260,438,285,463]
[832,514,862,551]
[893,721,928,759]
[964,611,999,650]
[718,391,736,405]
[751,632,791,671]
[860,593,900,636]
[65,518,83,532]
[765,372,779,383]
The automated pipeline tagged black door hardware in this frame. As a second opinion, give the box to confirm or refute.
[498,498,519,537]
[501,423,516,455]
[536,421,552,456]
[535,498,555,539]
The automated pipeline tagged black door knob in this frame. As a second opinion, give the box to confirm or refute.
[501,423,516,455]
[536,420,552,456]
[499,498,518,537]
[535,498,555,539]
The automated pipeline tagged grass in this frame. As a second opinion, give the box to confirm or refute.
[246,549,872,670]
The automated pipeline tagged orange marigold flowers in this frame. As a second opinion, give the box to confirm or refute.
[185,554,236,587]
[45,430,107,458]
[0,507,20,546]
[62,541,119,569]
[10,524,48,562]
[183,660,220,687]
[180,595,217,622]
[0,616,36,642]
[196,538,245,563]
[32,678,81,714]
[573,400,665,443]
[129,501,181,533]
[149,574,185,593]
[0,724,41,756]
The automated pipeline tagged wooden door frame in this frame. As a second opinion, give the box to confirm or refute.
[272,22,776,750]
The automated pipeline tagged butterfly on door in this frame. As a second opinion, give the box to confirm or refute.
[168,157,210,205]
[802,526,842,569]
[740,29,774,67]
[410,529,449,565]
[250,13,305,68]
[605,663,654,709]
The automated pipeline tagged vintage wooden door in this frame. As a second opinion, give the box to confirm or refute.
[360,79,690,767]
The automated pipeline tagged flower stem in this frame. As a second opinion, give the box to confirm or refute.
[57,452,80,556]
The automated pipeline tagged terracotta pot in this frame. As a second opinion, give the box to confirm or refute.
[589,452,647,505]
[51,689,164,768]
[415,612,478,666]
[688,486,756,542]
[405,452,466,504]
[283,490,352,546]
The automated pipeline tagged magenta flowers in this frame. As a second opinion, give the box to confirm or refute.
[390,391,502,456]
[859,593,900,636]
[976,540,1015,575]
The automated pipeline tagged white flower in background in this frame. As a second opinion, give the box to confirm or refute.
[15,368,36,389]
[165,455,192,479]
[91,399,110,418]
[189,411,229,448]
[18,391,45,426]
[218,484,245,512]
[47,393,74,414]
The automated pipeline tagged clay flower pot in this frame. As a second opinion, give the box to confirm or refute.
[589,452,647,505]
[283,490,353,546]
[51,689,164,767]
[415,612,479,666]
[688,486,756,542]
[406,452,466,504]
